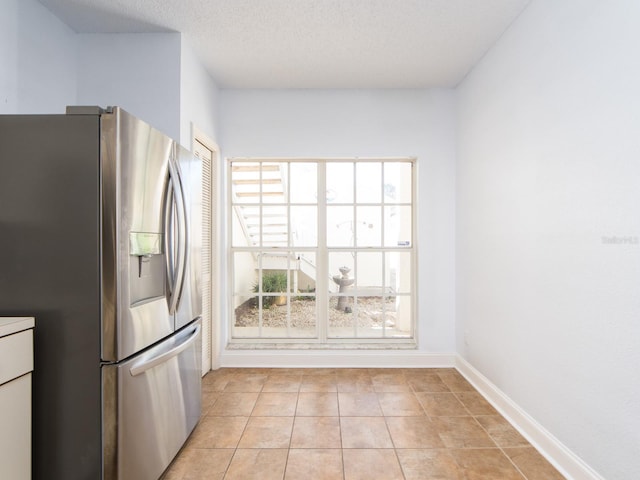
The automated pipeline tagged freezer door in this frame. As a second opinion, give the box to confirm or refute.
[102,319,202,480]
[174,143,203,330]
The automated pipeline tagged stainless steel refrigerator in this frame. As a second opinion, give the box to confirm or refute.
[0,106,203,480]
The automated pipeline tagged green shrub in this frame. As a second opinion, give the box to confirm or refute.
[253,271,287,308]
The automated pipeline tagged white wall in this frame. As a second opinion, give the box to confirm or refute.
[0,0,17,110]
[457,0,640,478]
[0,2,215,143]
[0,0,76,114]
[219,89,457,352]
[76,33,182,140]
[75,33,220,146]
[179,38,220,147]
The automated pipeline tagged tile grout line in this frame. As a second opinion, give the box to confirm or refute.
[336,386,346,480]
[464,394,531,480]
[225,371,248,480]
[280,397,292,480]
[431,371,490,475]
[382,388,408,480]
[282,386,302,480]
[233,371,262,479]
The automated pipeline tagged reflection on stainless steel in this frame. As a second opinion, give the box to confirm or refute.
[167,156,188,316]
[175,143,203,330]
[0,107,203,480]
[164,170,176,309]
[129,324,200,376]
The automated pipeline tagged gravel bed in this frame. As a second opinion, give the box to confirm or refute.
[234,296,397,329]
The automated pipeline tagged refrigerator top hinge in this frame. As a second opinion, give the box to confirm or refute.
[66,105,115,115]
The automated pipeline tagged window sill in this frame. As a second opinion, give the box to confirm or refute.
[225,342,418,351]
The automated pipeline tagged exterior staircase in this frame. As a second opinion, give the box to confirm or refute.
[231,163,288,247]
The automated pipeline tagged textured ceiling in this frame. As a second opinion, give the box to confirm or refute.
[38,0,531,88]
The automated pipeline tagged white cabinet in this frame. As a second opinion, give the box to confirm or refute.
[0,317,35,480]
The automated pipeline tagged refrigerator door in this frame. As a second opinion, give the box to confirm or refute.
[101,108,174,361]
[174,143,203,330]
[102,319,202,480]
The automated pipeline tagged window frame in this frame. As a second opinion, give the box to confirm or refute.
[227,157,418,346]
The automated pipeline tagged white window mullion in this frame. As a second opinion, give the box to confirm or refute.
[380,162,386,338]
[382,251,387,338]
[258,253,263,337]
[285,162,292,338]
[227,160,234,341]
[259,162,263,248]
[317,162,328,342]
[352,162,358,339]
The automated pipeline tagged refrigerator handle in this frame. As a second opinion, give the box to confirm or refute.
[129,323,201,376]
[163,171,177,310]
[171,156,189,311]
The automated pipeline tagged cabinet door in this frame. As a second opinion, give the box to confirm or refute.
[0,373,31,480]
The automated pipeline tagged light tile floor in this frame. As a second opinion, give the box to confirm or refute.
[161,368,564,480]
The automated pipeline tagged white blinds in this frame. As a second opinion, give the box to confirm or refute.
[194,139,214,375]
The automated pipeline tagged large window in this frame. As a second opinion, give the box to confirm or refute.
[229,158,416,344]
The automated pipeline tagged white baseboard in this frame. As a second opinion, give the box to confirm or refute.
[455,356,604,480]
[219,349,456,368]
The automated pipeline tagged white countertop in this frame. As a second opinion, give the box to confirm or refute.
[0,317,35,337]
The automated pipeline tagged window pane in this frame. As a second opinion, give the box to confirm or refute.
[356,206,381,247]
[296,252,317,294]
[388,295,412,338]
[232,247,260,338]
[231,161,260,204]
[290,297,316,338]
[262,162,286,204]
[327,162,354,203]
[328,295,355,337]
[262,205,288,247]
[356,252,383,292]
[232,205,258,247]
[354,297,385,338]
[257,269,290,337]
[232,293,259,338]
[327,206,354,247]
[329,252,355,295]
[386,252,412,295]
[233,252,258,295]
[384,205,411,247]
[384,162,412,204]
[261,303,289,337]
[291,206,317,247]
[290,162,317,203]
[356,162,381,203]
